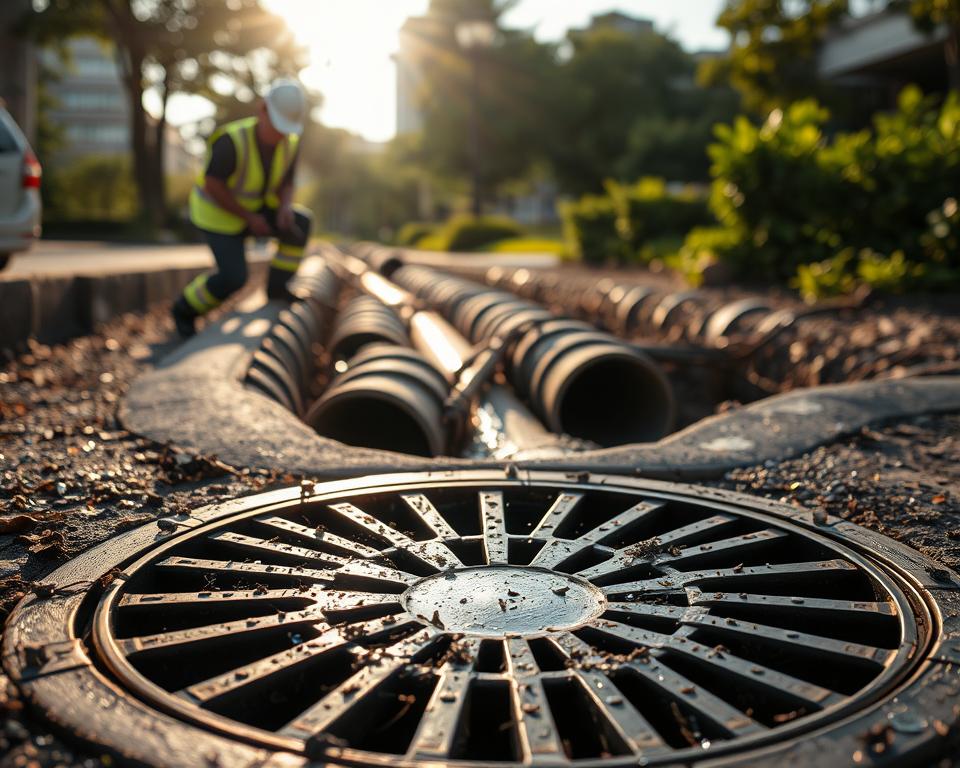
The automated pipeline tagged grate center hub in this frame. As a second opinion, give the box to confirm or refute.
[403,566,605,637]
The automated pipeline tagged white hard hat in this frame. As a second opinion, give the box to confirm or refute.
[265,78,307,136]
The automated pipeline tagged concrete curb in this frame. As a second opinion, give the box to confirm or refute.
[121,301,960,479]
[0,263,267,353]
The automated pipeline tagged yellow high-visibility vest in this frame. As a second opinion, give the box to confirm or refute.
[189,116,300,234]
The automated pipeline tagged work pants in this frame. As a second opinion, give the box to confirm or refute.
[179,206,313,317]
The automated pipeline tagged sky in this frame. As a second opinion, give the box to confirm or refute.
[168,1,729,142]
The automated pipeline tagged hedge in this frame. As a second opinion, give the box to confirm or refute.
[686,86,960,297]
[395,222,436,247]
[559,177,710,266]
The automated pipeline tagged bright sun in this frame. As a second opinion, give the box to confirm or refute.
[262,0,429,142]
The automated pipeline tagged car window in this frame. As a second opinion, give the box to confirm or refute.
[0,119,20,153]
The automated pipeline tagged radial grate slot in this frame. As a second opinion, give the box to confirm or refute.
[476,640,507,673]
[450,681,518,761]
[655,652,817,729]
[323,669,439,755]
[127,622,327,694]
[113,592,316,637]
[527,638,570,672]
[610,667,732,749]
[680,622,887,696]
[549,490,655,540]
[602,602,683,635]
[201,645,360,731]
[543,676,633,759]
[502,487,565,534]
[84,473,930,766]
[691,593,902,648]
[506,537,545,565]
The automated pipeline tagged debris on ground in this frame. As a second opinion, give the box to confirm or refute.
[715,414,960,569]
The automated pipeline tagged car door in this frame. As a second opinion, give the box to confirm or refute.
[0,111,26,219]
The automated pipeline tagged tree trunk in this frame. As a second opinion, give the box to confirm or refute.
[946,25,960,94]
[152,71,170,227]
[126,50,161,230]
[103,0,160,232]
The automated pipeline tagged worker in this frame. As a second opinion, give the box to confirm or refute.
[172,77,312,338]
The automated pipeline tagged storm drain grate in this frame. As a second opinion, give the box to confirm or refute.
[6,472,957,767]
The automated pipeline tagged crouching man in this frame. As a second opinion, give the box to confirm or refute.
[173,78,312,337]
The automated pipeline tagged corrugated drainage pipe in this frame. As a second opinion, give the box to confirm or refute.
[304,344,449,457]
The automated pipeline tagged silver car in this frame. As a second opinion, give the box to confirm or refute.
[0,105,42,271]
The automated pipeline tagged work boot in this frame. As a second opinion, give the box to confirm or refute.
[266,269,295,302]
[171,298,197,339]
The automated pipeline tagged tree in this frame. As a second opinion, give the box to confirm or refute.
[296,126,423,240]
[406,0,565,210]
[702,0,850,114]
[26,0,307,230]
[550,24,737,193]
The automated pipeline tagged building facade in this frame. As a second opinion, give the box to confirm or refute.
[818,10,953,101]
[43,37,130,162]
[395,16,437,137]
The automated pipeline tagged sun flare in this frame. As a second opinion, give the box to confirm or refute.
[262,0,428,142]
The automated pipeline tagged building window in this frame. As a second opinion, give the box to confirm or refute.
[66,124,129,145]
[62,92,126,111]
[73,57,119,78]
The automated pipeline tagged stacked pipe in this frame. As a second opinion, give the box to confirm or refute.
[327,295,410,363]
[478,265,796,348]
[308,252,573,460]
[243,255,341,416]
[305,341,450,457]
[383,260,676,447]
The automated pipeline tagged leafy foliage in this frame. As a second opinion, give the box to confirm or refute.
[895,0,960,90]
[560,178,709,265]
[686,87,960,295]
[298,128,422,242]
[703,0,849,115]
[406,1,564,207]
[26,0,307,228]
[423,214,523,251]
[409,2,738,208]
[550,24,739,193]
[559,194,624,264]
[47,155,139,221]
[395,222,438,247]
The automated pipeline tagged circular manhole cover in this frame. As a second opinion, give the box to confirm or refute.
[5,472,958,767]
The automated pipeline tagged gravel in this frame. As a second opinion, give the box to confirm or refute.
[714,414,960,571]
[0,305,297,766]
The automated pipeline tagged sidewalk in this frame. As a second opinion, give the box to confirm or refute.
[2,241,270,279]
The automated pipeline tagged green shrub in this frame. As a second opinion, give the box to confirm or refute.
[48,155,139,222]
[559,194,624,264]
[395,222,436,247]
[607,178,710,258]
[703,87,960,292]
[792,251,859,300]
[559,178,708,265]
[427,215,523,252]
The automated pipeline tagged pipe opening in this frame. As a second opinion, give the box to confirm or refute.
[555,357,674,446]
[308,395,435,457]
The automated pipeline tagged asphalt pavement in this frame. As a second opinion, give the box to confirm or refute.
[2,241,561,279]
[0,240,270,279]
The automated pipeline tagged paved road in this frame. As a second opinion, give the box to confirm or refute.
[0,240,270,279]
[2,241,561,279]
